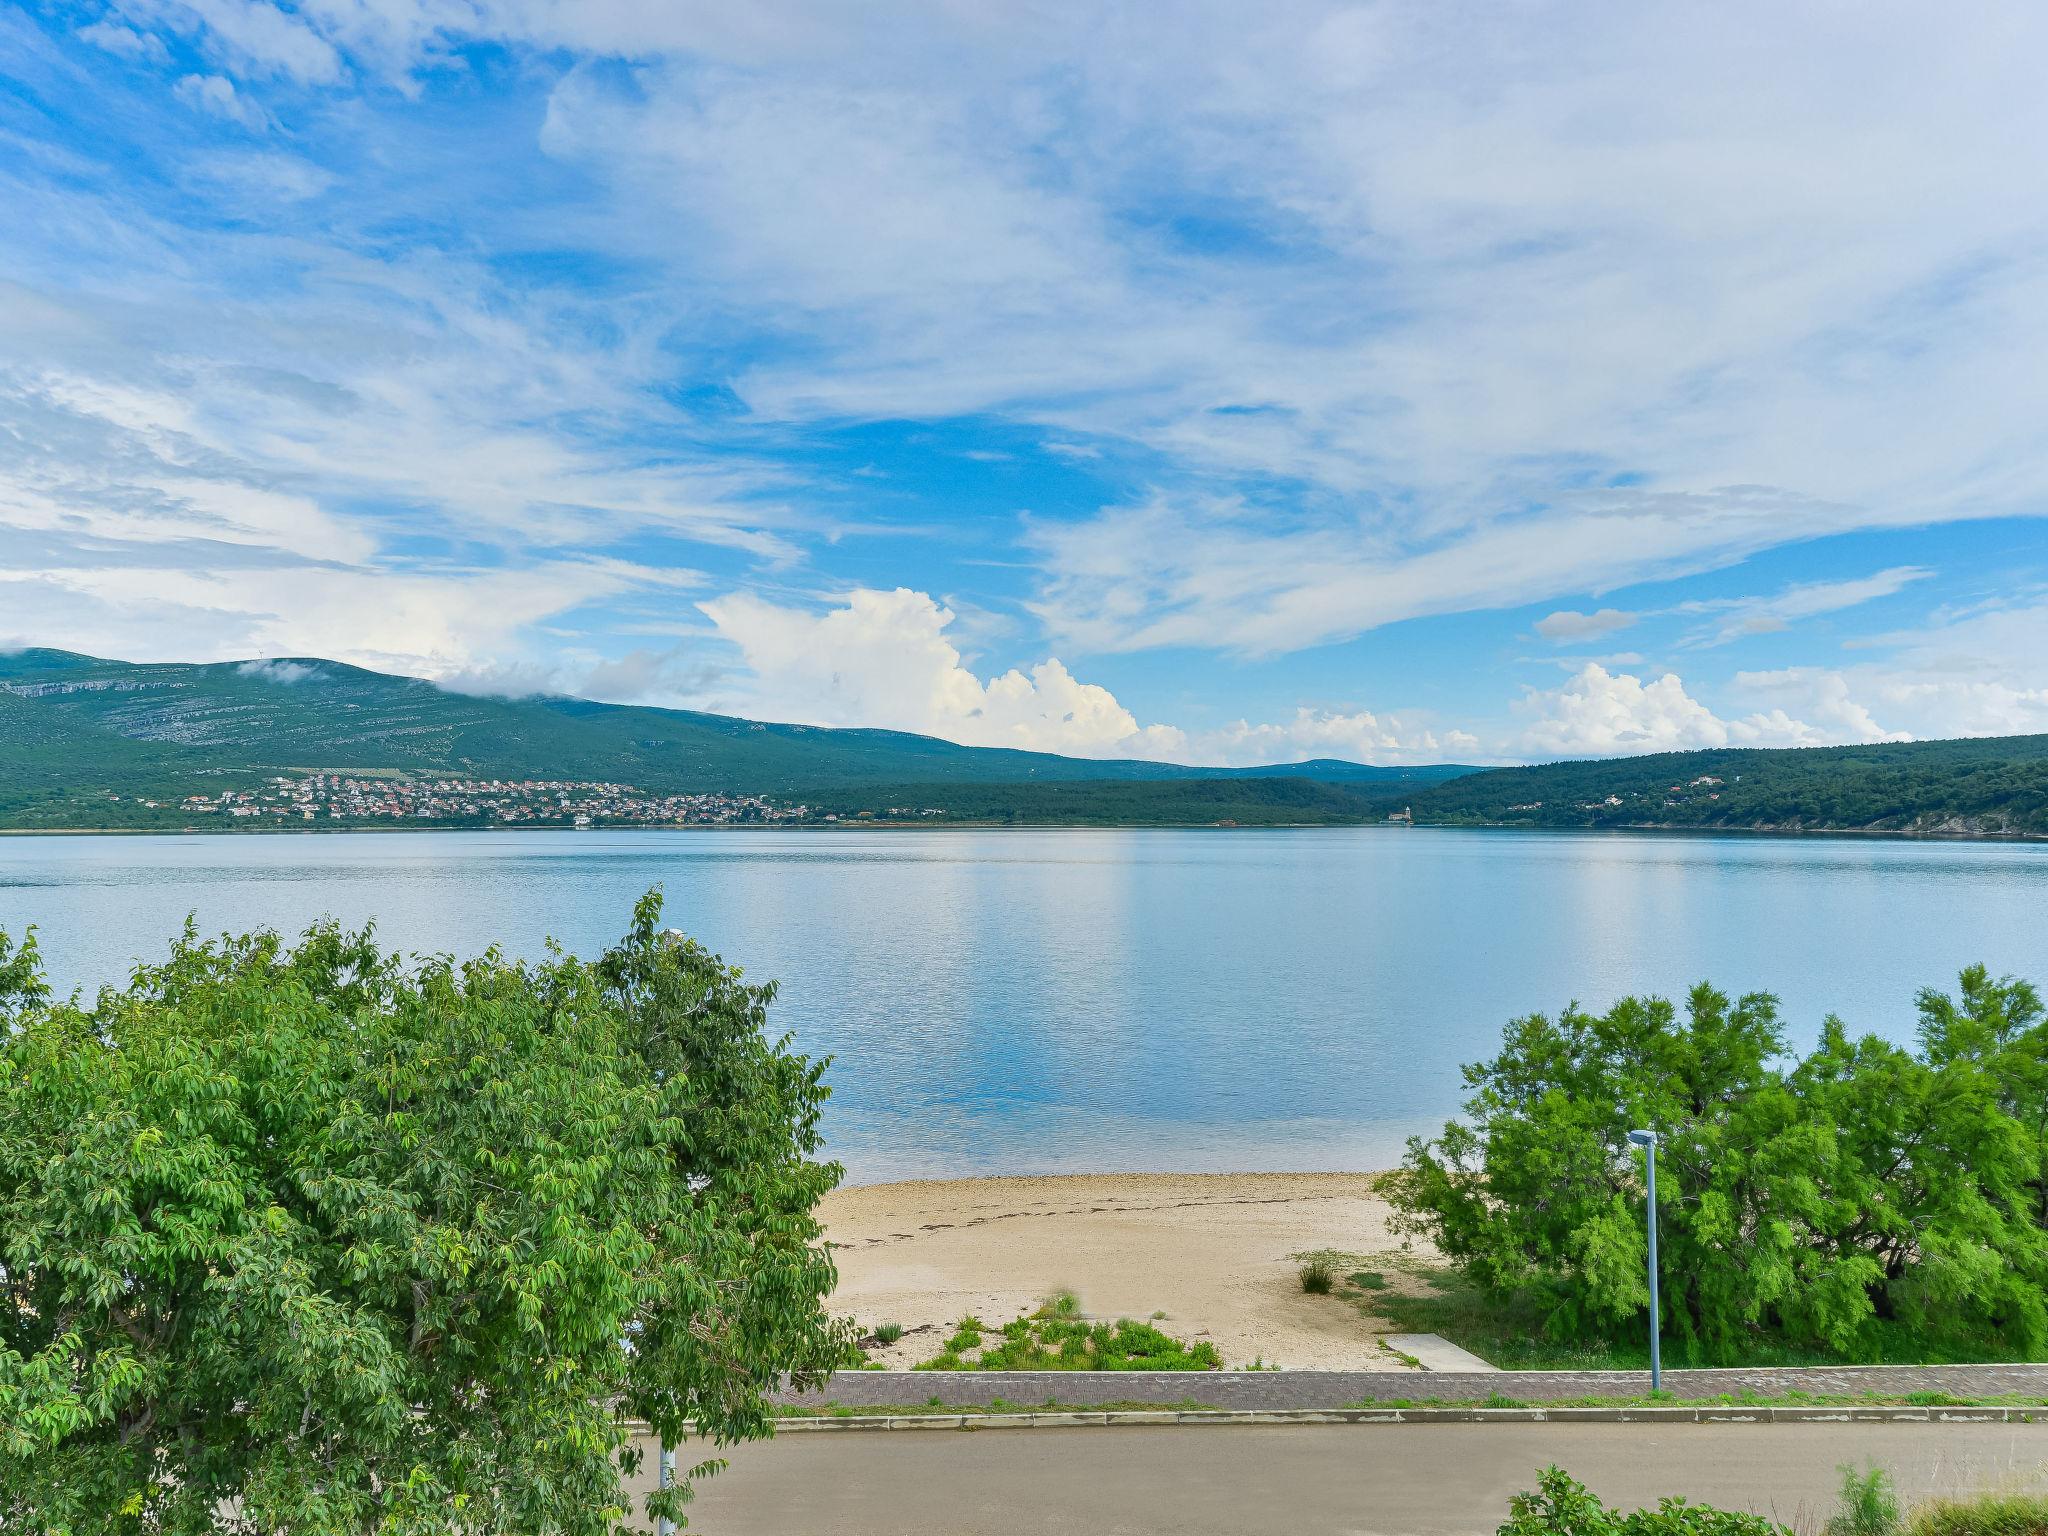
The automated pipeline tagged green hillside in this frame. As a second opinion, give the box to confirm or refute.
[0,648,1465,829]
[9,648,2045,837]
[801,776,1403,826]
[1407,737,2048,837]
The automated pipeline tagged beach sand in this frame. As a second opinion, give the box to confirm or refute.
[820,1172,1432,1371]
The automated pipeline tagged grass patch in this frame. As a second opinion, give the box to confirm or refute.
[1370,1265,2041,1372]
[872,1322,904,1346]
[1347,1270,1388,1290]
[1908,1492,2048,1534]
[912,1296,1222,1372]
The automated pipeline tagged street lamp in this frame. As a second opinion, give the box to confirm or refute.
[1627,1128,1662,1392]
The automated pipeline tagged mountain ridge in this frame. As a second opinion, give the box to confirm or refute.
[0,649,1467,829]
[6,648,2046,836]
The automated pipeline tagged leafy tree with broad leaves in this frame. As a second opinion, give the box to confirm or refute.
[0,893,847,1534]
[1383,967,2048,1361]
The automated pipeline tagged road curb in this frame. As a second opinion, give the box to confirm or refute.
[774,1405,2046,1432]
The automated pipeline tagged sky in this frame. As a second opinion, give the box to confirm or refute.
[3,2,2047,767]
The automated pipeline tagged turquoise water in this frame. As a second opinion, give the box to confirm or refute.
[3,828,2044,1183]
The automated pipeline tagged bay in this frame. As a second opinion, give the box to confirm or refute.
[2,827,2043,1184]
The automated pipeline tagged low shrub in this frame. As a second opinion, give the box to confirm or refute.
[873,1322,905,1345]
[1499,1468,1788,1535]
[1826,1465,1901,1536]
[1299,1256,1336,1294]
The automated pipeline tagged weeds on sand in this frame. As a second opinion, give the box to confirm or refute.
[914,1295,1222,1371]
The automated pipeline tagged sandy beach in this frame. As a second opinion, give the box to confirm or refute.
[821,1172,1433,1371]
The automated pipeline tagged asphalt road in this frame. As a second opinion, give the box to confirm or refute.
[639,1423,2048,1536]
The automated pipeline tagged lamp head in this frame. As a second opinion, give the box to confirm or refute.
[1627,1129,1659,1147]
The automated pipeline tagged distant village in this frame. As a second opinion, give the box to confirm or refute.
[140,775,824,827]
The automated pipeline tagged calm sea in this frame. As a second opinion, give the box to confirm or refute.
[3,828,2044,1183]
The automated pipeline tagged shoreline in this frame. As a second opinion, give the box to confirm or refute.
[4,821,2043,844]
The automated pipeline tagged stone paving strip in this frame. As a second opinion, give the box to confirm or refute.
[776,1362,2048,1412]
[774,1404,2048,1432]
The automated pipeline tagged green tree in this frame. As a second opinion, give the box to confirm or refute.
[1383,970,2048,1361]
[0,894,846,1534]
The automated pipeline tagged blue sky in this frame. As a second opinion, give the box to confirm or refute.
[3,2,2047,764]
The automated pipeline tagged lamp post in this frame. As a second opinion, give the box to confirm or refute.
[1627,1128,1662,1393]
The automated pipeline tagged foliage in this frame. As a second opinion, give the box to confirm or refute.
[1827,1466,1902,1536]
[914,1300,1222,1371]
[0,893,846,1535]
[1299,1253,1337,1293]
[1908,1494,2048,1535]
[1498,1467,1788,1534]
[872,1321,905,1345]
[1382,967,2048,1363]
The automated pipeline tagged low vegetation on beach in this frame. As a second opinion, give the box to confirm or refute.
[1379,965,2048,1368]
[912,1292,1223,1371]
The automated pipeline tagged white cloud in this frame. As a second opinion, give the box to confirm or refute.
[236,658,322,684]
[699,586,1186,759]
[1677,566,1931,647]
[174,74,271,130]
[78,21,170,62]
[1188,709,1480,768]
[1535,608,1637,643]
[140,0,346,84]
[0,558,666,681]
[1730,597,2048,742]
[699,585,1468,765]
[19,0,2048,741]
[1511,662,1904,759]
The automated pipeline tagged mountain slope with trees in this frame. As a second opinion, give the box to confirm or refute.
[0,648,1468,829]
[1405,737,2048,837]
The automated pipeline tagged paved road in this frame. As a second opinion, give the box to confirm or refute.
[640,1422,2048,1536]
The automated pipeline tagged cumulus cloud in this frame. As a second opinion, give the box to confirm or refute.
[1727,597,2048,742]
[1511,662,1905,759]
[1535,608,1637,643]
[698,586,1468,765]
[700,587,1187,758]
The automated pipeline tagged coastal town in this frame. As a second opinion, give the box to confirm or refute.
[148,775,816,827]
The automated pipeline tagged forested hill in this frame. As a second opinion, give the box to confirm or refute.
[1405,735,2048,837]
[8,648,2045,836]
[0,648,1466,828]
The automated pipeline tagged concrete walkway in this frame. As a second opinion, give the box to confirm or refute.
[645,1421,2048,1536]
[780,1361,2048,1409]
[1384,1333,1499,1372]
